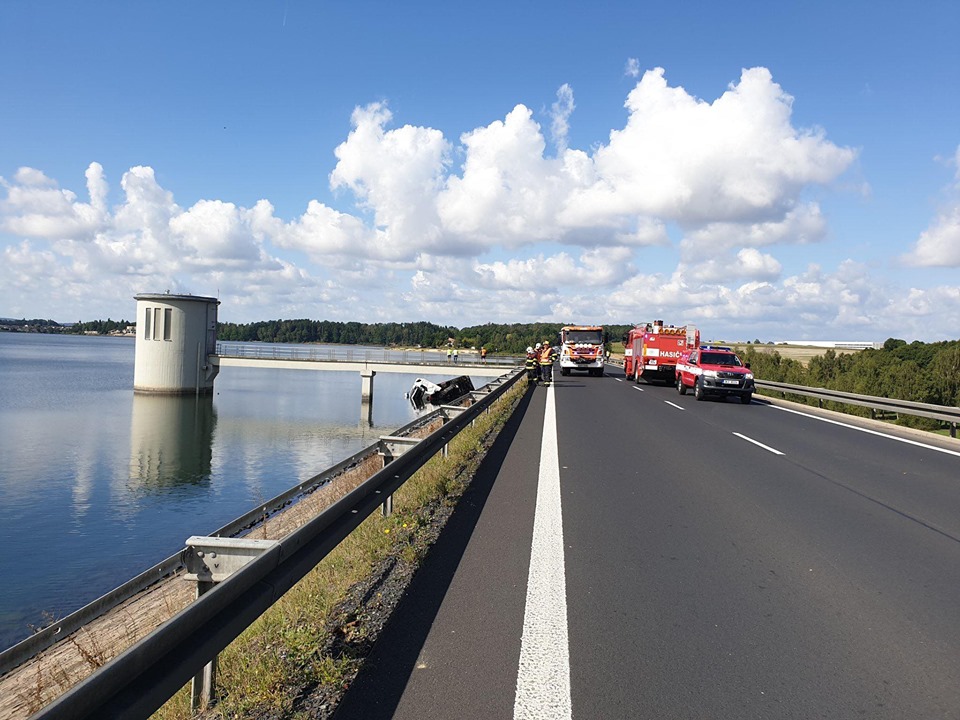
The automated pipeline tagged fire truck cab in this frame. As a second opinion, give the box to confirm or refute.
[559,325,605,376]
[675,345,755,403]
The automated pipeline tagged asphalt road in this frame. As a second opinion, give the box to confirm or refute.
[334,365,960,719]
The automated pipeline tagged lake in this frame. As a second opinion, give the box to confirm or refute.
[0,332,478,651]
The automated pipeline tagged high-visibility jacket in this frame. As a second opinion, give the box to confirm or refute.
[538,346,556,365]
[524,354,537,370]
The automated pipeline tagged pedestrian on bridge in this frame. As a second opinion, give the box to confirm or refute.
[447,347,452,363]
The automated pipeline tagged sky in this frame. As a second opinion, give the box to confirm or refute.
[1,1,958,342]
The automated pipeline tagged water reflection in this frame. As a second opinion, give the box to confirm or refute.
[129,394,217,490]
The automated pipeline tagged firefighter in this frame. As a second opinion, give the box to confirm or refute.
[538,339,557,385]
[524,346,537,381]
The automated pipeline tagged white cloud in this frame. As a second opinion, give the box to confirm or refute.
[330,102,450,259]
[903,145,960,267]
[12,65,955,340]
[625,58,640,78]
[550,84,575,153]
[564,67,856,227]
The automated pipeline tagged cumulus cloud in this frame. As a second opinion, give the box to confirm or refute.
[6,65,914,338]
[903,145,960,267]
[563,67,855,227]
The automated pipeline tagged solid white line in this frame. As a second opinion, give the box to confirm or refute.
[772,405,960,459]
[514,383,572,720]
[664,400,685,410]
[733,432,785,455]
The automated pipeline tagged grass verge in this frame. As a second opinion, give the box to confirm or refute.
[153,378,529,720]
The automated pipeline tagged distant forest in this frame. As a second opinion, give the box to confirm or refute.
[740,339,960,429]
[216,318,635,356]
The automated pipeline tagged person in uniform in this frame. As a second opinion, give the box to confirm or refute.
[524,346,537,381]
[538,339,557,385]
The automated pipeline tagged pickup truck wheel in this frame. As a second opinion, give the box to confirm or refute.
[677,375,687,395]
[694,377,705,401]
[740,392,752,404]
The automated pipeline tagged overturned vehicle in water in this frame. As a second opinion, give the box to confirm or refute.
[407,375,475,408]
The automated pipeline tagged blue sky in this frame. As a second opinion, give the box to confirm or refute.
[2,0,958,342]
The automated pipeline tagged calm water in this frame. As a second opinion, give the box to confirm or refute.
[0,333,477,650]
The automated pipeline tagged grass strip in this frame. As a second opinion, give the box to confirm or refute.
[154,378,528,719]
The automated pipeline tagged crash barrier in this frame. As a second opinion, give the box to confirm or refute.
[755,380,960,438]
[12,367,526,720]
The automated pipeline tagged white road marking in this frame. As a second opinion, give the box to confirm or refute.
[615,377,623,382]
[514,382,572,720]
[772,405,960,459]
[664,400,685,410]
[733,432,785,455]
[632,385,644,392]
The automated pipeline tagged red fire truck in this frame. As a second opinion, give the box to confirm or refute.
[623,321,699,384]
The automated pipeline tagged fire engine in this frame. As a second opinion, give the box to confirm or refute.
[675,345,755,403]
[559,325,605,376]
[623,321,699,384]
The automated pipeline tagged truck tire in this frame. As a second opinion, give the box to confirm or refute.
[694,377,706,401]
[561,367,570,376]
[677,375,687,395]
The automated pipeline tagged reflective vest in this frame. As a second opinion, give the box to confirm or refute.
[538,346,555,365]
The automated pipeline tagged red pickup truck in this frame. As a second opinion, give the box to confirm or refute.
[675,345,755,403]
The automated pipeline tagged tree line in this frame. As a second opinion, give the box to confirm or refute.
[217,319,634,355]
[741,338,960,430]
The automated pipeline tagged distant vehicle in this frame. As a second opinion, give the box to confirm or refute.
[559,325,605,376]
[623,321,699,384]
[675,345,755,403]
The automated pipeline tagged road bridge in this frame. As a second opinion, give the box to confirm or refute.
[335,362,960,719]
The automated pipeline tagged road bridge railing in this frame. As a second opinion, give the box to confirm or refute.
[755,379,960,436]
[12,367,526,719]
[216,341,522,368]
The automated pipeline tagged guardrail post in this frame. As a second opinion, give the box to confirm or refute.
[183,537,279,712]
[440,405,468,457]
[378,436,421,516]
[952,422,957,439]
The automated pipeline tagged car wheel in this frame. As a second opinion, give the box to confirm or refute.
[694,377,705,401]
[677,375,686,395]
[740,392,752,405]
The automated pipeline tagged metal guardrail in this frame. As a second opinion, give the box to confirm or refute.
[27,367,527,719]
[605,359,958,437]
[0,405,447,677]
[755,380,960,436]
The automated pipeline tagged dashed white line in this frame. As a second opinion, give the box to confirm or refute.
[514,382,572,720]
[733,432,784,455]
[664,400,685,410]
[632,385,644,392]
